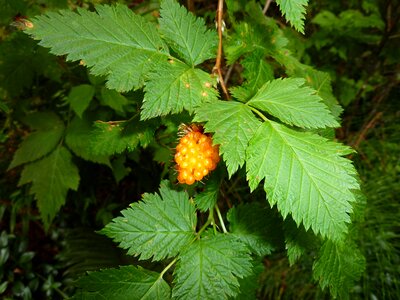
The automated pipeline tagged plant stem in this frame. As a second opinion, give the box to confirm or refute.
[160,257,178,278]
[215,204,228,233]
[248,106,269,122]
[213,0,230,99]
[263,0,273,14]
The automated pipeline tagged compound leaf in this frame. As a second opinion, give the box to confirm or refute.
[67,84,95,118]
[194,101,261,177]
[247,78,339,129]
[18,146,80,228]
[172,234,252,299]
[72,266,171,300]
[141,60,218,120]
[159,0,217,66]
[9,112,64,170]
[246,121,359,241]
[313,239,366,299]
[276,0,309,34]
[26,4,169,92]
[101,181,197,261]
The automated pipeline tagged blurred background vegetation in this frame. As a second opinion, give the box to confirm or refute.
[0,0,399,299]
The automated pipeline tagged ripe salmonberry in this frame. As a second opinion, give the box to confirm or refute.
[175,124,220,185]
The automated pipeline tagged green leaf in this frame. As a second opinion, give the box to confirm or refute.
[194,170,222,212]
[72,266,171,300]
[247,78,339,129]
[313,239,366,299]
[101,181,197,261]
[236,260,264,300]
[159,0,217,66]
[65,117,110,166]
[246,121,359,241]
[100,87,129,113]
[67,84,95,118]
[194,101,261,177]
[26,4,169,92]
[276,0,309,34]
[284,219,316,265]
[172,234,252,299]
[18,146,80,228]
[141,60,218,120]
[9,112,64,169]
[227,203,281,256]
[231,51,274,101]
[90,117,156,156]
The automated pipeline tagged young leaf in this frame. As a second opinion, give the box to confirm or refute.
[26,4,169,92]
[90,118,156,156]
[9,112,64,170]
[194,101,261,177]
[276,0,309,34]
[141,60,218,120]
[246,121,359,241]
[18,146,80,228]
[172,234,252,299]
[159,0,217,66]
[194,170,222,212]
[227,203,282,256]
[247,78,339,129]
[230,51,274,101]
[65,117,110,166]
[101,181,197,261]
[100,87,129,113]
[67,84,95,118]
[313,239,366,299]
[72,266,171,300]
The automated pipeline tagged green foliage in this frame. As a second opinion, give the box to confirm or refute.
[18,146,80,228]
[194,101,261,177]
[159,0,217,66]
[313,239,366,299]
[276,0,309,33]
[3,0,390,298]
[72,266,171,300]
[246,121,359,241]
[8,112,64,169]
[173,234,252,299]
[247,77,339,129]
[101,181,197,261]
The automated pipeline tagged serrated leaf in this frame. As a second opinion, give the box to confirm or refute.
[9,112,64,169]
[247,78,339,129]
[90,117,156,156]
[172,234,252,299]
[231,51,274,101]
[141,60,218,120]
[101,181,196,261]
[26,4,169,92]
[194,170,222,212]
[284,219,316,265]
[65,117,110,166]
[246,121,359,241]
[313,239,365,299]
[236,261,264,300]
[194,101,261,177]
[159,0,217,66]
[276,0,309,34]
[100,87,129,113]
[227,203,281,256]
[72,266,171,300]
[67,84,95,118]
[18,146,80,228]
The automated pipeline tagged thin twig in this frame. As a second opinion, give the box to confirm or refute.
[351,112,383,150]
[263,0,273,14]
[213,0,230,99]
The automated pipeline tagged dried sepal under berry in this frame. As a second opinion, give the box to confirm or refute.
[175,125,220,185]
